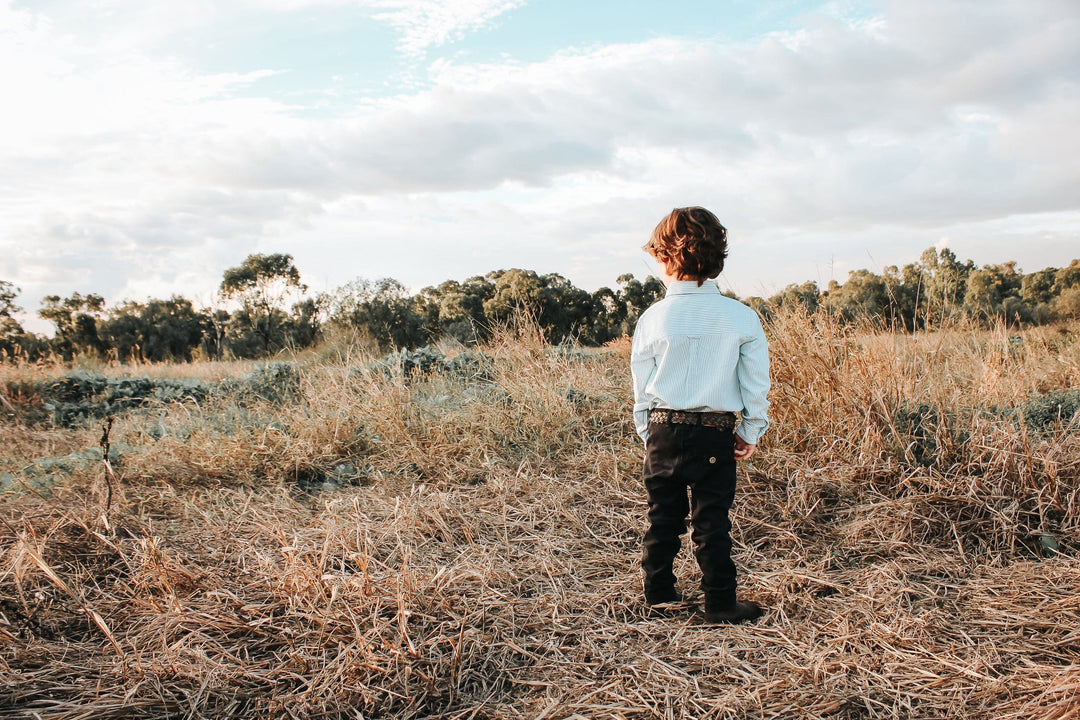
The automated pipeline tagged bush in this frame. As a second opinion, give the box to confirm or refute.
[1022,389,1080,431]
[217,362,301,404]
[30,371,213,427]
[369,346,496,381]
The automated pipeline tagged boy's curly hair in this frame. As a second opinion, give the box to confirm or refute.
[644,207,728,285]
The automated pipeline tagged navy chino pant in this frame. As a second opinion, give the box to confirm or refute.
[642,420,738,611]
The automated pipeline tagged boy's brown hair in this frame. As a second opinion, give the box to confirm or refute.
[645,207,728,285]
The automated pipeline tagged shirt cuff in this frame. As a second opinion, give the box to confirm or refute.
[634,408,650,442]
[736,418,767,446]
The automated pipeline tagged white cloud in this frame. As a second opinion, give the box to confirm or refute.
[234,0,528,58]
[369,0,527,59]
[2,0,1079,319]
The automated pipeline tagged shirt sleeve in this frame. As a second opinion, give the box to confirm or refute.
[735,314,770,445]
[630,328,656,443]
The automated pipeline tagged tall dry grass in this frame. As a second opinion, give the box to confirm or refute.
[1,310,1078,719]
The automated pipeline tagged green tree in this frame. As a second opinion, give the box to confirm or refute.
[419,277,493,344]
[201,309,231,360]
[586,285,623,344]
[917,248,972,325]
[0,280,18,320]
[483,269,543,325]
[769,281,820,314]
[1021,267,1057,306]
[141,297,205,362]
[39,292,106,359]
[536,272,594,344]
[1051,259,1080,320]
[825,272,882,322]
[99,300,148,362]
[328,278,426,351]
[285,297,323,350]
[98,296,208,363]
[0,280,26,358]
[616,274,665,336]
[219,253,306,357]
[1019,267,1058,323]
[964,261,1027,324]
[479,269,612,343]
[884,263,925,330]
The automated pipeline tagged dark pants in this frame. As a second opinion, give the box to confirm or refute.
[642,420,738,611]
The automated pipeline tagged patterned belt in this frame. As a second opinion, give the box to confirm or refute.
[649,409,736,430]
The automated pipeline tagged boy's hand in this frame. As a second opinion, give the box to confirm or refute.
[734,435,756,461]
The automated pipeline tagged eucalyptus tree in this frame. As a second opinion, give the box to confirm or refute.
[219,253,307,357]
[38,292,107,359]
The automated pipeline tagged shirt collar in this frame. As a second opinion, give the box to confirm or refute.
[665,280,720,296]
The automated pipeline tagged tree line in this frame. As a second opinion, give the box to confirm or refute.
[0,253,665,362]
[1,248,1078,363]
[756,248,1080,330]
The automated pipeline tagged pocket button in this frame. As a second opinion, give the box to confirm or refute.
[709,457,716,464]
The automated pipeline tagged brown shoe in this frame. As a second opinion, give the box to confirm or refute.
[701,600,762,625]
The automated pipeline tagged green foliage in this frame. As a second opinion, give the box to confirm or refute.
[384,346,448,377]
[42,369,108,403]
[0,280,20,324]
[32,370,211,427]
[327,278,427,351]
[1021,389,1080,431]
[38,292,107,360]
[0,280,29,359]
[892,402,951,466]
[7,249,1080,367]
[965,261,1025,324]
[219,253,312,358]
[419,278,490,344]
[98,296,206,362]
[21,363,304,427]
[141,297,205,362]
[1051,260,1080,320]
[797,249,1077,330]
[445,349,496,381]
[369,346,496,381]
[1021,267,1057,306]
[480,269,596,345]
[614,273,666,337]
[217,362,301,404]
[917,247,972,324]
[328,270,665,351]
[220,252,304,297]
[98,300,146,361]
[769,281,821,316]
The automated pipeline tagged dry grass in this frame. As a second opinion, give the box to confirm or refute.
[2,312,1078,719]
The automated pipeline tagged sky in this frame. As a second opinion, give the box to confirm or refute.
[2,0,1079,332]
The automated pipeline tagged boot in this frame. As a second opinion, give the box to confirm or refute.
[645,587,684,606]
[701,600,762,625]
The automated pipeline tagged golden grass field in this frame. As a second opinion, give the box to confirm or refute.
[2,310,1078,719]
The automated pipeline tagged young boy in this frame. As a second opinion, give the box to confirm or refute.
[630,206,770,624]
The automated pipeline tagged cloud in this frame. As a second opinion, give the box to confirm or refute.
[195,2,1079,225]
[2,0,1079,317]
[368,0,527,59]
[233,0,528,58]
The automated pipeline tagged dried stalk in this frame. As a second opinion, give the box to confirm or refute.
[99,414,115,525]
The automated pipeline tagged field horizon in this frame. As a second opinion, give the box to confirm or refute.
[2,311,1078,719]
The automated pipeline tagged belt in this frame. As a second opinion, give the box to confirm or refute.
[649,409,736,430]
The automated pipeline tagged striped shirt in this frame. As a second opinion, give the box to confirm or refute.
[631,280,771,444]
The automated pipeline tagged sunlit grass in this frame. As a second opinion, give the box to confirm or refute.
[2,310,1078,719]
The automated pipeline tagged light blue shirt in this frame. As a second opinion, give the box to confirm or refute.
[631,280,771,445]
